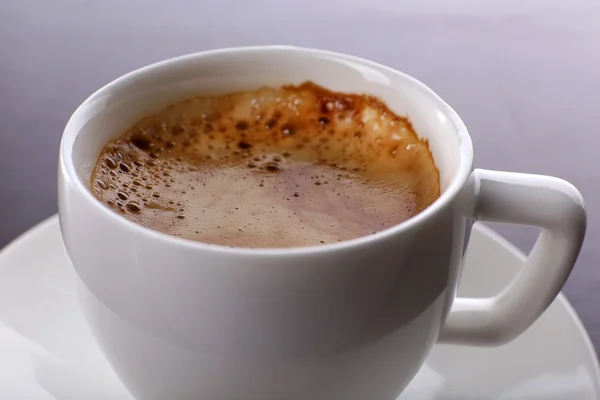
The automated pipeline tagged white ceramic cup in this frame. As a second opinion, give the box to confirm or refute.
[58,46,586,400]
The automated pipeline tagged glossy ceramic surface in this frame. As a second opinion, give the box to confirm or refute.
[59,47,477,399]
[0,216,597,399]
[57,48,585,399]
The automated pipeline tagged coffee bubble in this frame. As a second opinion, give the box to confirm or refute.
[126,201,141,213]
[96,179,108,190]
[105,158,117,169]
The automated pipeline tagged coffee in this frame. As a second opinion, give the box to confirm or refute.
[91,83,439,248]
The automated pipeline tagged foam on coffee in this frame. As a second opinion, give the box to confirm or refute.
[91,83,439,248]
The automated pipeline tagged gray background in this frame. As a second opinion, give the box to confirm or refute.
[1,0,598,354]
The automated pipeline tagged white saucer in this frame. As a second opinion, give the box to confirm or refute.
[0,216,598,400]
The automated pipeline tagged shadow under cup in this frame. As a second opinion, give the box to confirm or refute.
[58,47,473,400]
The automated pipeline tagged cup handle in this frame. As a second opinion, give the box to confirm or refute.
[438,169,586,346]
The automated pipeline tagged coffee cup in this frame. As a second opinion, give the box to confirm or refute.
[58,46,586,400]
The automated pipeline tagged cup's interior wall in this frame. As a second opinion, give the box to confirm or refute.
[67,48,462,193]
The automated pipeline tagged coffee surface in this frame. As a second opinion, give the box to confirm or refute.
[91,83,439,248]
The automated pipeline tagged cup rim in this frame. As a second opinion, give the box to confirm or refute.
[60,45,473,256]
